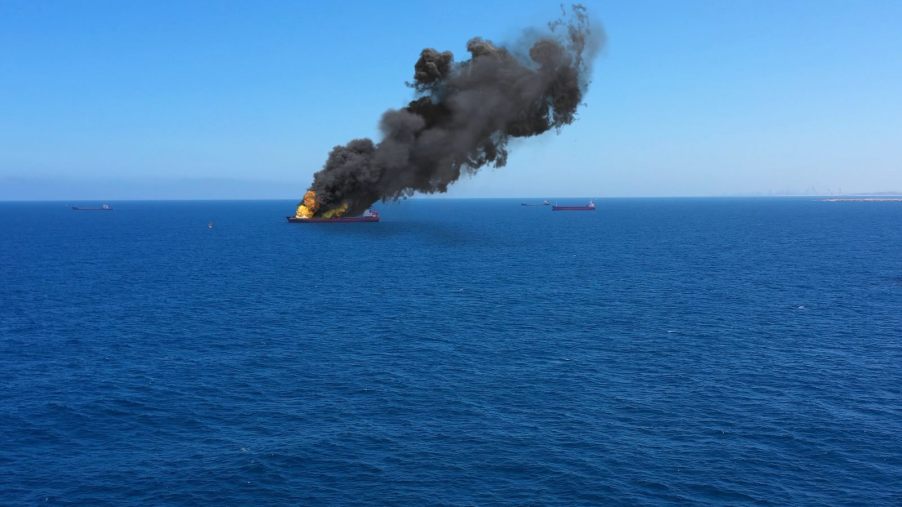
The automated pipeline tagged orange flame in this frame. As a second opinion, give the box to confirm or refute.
[295,190,349,219]
[295,190,317,218]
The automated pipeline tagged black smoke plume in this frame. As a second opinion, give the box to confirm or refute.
[303,4,602,217]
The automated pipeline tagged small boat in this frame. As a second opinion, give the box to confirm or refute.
[552,200,596,211]
[72,203,112,211]
[287,209,380,223]
[208,221,214,229]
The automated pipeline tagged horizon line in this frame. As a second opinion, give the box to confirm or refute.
[3,194,901,203]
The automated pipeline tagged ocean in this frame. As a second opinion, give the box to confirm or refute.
[1,198,900,505]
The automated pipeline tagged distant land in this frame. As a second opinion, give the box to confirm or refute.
[0,176,299,201]
[1,176,900,201]
[821,197,902,202]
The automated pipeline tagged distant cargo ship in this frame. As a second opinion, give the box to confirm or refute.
[72,203,112,211]
[287,209,379,223]
[552,200,595,211]
[521,200,551,207]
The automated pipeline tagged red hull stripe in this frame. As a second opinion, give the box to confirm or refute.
[286,216,379,223]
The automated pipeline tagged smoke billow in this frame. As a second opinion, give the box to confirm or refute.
[301,4,603,217]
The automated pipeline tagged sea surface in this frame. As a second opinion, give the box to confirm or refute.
[1,198,900,505]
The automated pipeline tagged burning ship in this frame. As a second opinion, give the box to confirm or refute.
[286,6,599,224]
[286,190,379,223]
[552,200,596,211]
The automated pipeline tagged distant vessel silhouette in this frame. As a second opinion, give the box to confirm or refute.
[552,200,595,211]
[72,203,112,211]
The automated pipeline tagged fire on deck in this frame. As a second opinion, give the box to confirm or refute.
[288,190,378,223]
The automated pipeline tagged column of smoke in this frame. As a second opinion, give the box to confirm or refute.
[300,4,603,217]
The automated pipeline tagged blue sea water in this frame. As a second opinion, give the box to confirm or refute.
[1,198,900,505]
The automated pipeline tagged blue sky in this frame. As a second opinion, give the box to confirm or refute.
[1,0,900,199]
